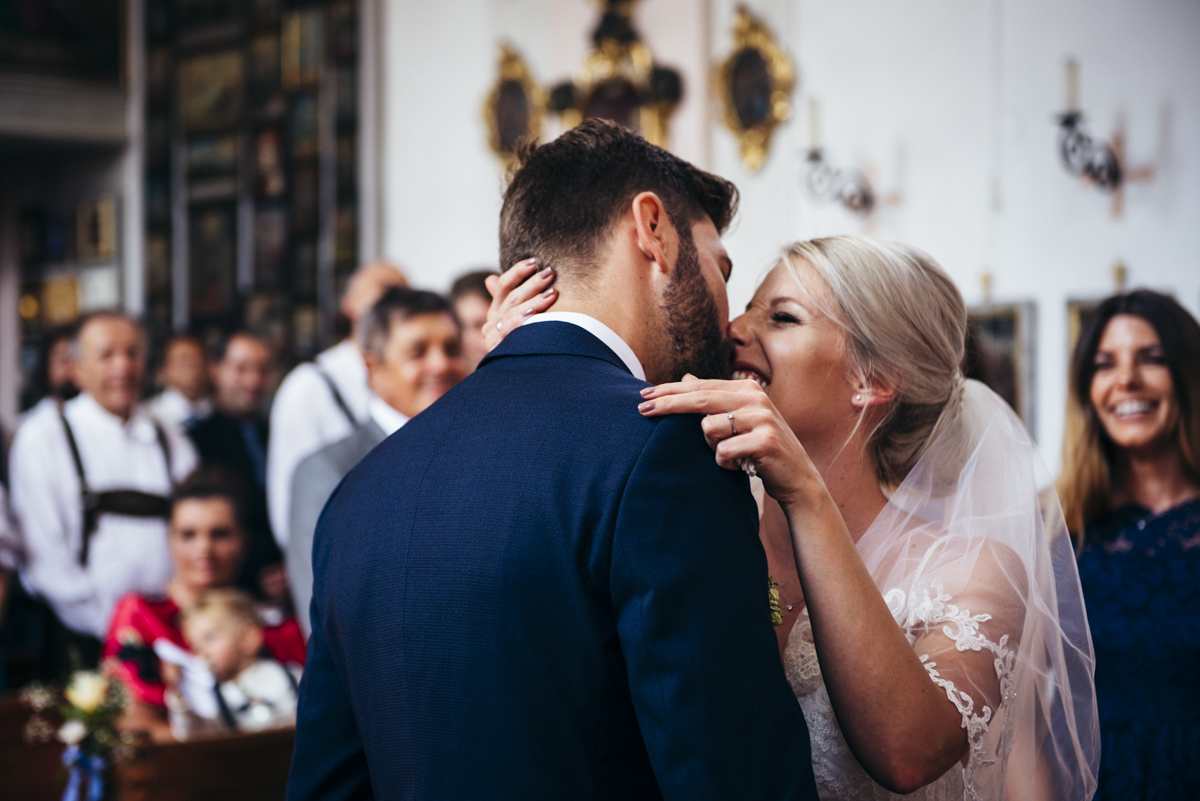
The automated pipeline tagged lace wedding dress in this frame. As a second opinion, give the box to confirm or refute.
[780,380,1099,800]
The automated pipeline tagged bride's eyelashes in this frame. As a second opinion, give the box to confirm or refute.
[771,312,801,325]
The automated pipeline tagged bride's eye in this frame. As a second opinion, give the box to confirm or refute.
[771,312,800,325]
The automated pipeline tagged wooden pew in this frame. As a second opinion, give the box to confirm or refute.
[0,693,66,801]
[112,728,294,801]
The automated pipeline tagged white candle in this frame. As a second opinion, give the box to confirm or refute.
[809,98,821,150]
[1065,58,1079,113]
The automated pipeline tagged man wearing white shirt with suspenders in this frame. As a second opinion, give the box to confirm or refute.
[9,313,197,669]
[265,261,407,550]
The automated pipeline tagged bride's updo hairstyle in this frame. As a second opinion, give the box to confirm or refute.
[780,236,967,486]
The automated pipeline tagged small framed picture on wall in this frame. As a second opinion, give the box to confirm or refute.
[966,301,1038,438]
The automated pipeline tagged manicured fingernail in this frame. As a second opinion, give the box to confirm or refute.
[525,257,538,267]
[638,401,655,413]
[541,288,556,298]
[640,386,655,397]
[522,307,536,317]
[539,267,553,279]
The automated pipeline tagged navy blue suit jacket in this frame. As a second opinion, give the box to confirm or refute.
[288,322,817,800]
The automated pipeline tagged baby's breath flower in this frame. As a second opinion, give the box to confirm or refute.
[24,715,55,744]
[18,684,56,712]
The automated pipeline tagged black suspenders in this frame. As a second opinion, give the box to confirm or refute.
[313,364,358,427]
[211,660,301,732]
[58,410,176,566]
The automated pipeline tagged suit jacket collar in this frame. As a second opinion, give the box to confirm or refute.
[478,320,636,377]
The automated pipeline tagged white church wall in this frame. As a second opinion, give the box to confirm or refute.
[378,0,1200,471]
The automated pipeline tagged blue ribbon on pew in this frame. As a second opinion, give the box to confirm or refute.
[61,745,106,801]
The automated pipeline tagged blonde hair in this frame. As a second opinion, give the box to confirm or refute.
[181,588,261,634]
[779,236,967,486]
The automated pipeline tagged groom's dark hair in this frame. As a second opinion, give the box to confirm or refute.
[499,119,738,285]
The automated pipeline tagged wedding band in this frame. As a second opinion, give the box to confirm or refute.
[727,411,737,437]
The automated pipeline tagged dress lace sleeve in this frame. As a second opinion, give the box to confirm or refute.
[897,539,1025,798]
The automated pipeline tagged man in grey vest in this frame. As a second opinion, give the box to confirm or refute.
[287,288,467,634]
[266,261,408,551]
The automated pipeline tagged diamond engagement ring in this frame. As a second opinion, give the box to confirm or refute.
[727,411,737,436]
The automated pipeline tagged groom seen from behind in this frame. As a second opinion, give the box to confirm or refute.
[288,119,818,800]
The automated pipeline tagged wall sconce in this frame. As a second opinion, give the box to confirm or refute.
[803,99,874,213]
[1057,58,1121,190]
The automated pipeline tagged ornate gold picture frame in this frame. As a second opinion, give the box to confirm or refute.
[714,6,796,171]
[483,45,546,166]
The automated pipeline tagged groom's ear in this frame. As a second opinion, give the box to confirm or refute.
[630,192,676,277]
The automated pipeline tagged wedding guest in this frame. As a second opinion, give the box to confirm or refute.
[287,288,466,634]
[147,334,212,431]
[9,313,197,670]
[19,325,78,418]
[188,332,285,604]
[170,588,302,738]
[267,260,408,549]
[0,484,14,691]
[104,471,306,743]
[1060,289,1200,800]
[449,269,495,372]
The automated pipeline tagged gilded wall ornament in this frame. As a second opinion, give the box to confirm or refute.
[714,6,796,171]
[546,0,683,148]
[483,44,546,166]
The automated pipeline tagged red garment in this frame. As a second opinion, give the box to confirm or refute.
[103,593,307,707]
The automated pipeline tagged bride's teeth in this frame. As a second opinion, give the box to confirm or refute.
[732,370,769,390]
[1114,399,1153,416]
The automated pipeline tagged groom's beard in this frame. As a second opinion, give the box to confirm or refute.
[659,234,733,382]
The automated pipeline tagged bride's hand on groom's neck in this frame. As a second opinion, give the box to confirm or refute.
[484,258,558,351]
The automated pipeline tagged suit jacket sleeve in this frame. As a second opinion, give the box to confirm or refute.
[611,414,818,800]
[287,494,373,801]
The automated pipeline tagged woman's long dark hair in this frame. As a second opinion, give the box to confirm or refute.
[1059,289,1200,538]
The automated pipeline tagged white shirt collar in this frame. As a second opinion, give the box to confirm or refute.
[523,312,646,381]
[368,395,409,436]
[73,392,159,443]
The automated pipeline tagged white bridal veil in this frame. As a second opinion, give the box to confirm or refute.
[855,379,1100,799]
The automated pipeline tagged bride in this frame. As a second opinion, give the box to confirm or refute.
[487,235,1099,800]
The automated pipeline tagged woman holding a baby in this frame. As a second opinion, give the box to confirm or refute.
[103,470,307,741]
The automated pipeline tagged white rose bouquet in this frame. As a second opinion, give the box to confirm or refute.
[20,671,131,801]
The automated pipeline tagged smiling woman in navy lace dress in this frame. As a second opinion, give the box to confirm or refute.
[1060,290,1200,801]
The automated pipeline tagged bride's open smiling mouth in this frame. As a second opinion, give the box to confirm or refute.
[732,365,770,391]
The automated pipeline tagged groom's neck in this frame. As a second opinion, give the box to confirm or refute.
[545,264,659,380]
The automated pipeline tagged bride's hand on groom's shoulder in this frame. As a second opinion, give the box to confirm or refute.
[637,375,824,509]
[484,258,558,351]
